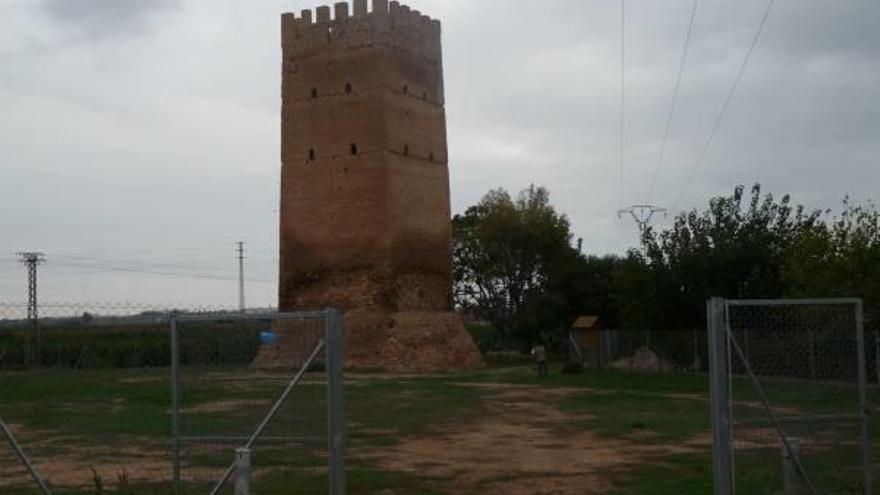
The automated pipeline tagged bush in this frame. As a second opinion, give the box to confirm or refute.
[0,321,263,370]
[560,362,584,375]
[466,323,499,353]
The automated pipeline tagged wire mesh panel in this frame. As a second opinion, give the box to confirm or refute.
[709,298,874,495]
[612,328,707,372]
[0,303,181,494]
[569,328,707,372]
[0,303,179,370]
[0,417,51,495]
[171,310,345,495]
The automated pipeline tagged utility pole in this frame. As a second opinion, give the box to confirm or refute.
[237,242,246,314]
[618,204,668,237]
[17,252,45,365]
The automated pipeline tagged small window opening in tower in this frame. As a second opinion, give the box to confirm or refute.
[308,148,315,161]
[345,83,352,94]
[350,143,358,155]
[403,84,409,95]
[403,145,409,156]
[311,88,318,98]
[429,152,434,162]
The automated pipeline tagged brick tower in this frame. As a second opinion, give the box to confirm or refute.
[278,0,482,371]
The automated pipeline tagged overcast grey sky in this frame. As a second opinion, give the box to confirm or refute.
[0,0,877,307]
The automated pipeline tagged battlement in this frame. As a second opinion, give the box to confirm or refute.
[282,1,441,60]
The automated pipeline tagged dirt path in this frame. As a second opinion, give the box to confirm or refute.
[364,383,704,495]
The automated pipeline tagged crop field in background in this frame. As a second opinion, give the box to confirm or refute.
[1,360,878,494]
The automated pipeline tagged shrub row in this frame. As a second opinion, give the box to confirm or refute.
[0,322,264,370]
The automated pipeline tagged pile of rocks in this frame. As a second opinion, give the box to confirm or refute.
[611,346,674,372]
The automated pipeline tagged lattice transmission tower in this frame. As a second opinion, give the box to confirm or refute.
[17,252,45,364]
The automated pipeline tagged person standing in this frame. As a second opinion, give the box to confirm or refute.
[531,343,548,378]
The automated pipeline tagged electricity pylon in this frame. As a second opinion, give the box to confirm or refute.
[617,205,668,235]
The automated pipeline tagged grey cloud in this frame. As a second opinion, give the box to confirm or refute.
[41,0,180,38]
[1,0,878,304]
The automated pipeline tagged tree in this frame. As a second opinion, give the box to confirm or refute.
[639,184,822,328]
[452,182,880,349]
[453,185,577,347]
[783,199,880,307]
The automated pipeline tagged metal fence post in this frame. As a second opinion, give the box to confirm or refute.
[234,448,251,495]
[782,439,805,495]
[875,331,879,386]
[0,417,52,495]
[708,297,732,495]
[170,316,181,495]
[855,300,874,495]
[807,328,816,382]
[326,309,346,495]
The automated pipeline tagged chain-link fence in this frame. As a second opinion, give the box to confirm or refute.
[171,310,345,495]
[0,303,237,370]
[708,298,874,494]
[0,303,180,493]
[0,416,52,495]
[0,303,345,495]
[569,328,707,372]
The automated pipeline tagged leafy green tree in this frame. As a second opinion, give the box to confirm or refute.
[640,184,821,328]
[452,185,577,347]
[611,250,658,330]
[453,182,880,348]
[784,199,880,307]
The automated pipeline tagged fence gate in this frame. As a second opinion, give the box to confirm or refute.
[708,298,874,494]
[170,310,345,495]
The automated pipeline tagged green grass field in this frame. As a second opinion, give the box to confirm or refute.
[0,363,875,494]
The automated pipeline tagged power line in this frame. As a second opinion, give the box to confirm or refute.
[52,243,232,261]
[37,266,273,279]
[647,0,699,204]
[50,260,273,283]
[50,253,278,274]
[671,0,776,211]
[45,263,277,280]
[56,244,279,263]
[619,0,627,209]
[51,254,236,273]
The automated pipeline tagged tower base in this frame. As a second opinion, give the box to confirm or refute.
[344,311,484,372]
[251,311,483,372]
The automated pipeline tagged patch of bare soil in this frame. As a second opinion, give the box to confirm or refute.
[117,376,163,384]
[0,425,221,489]
[733,400,802,416]
[362,385,705,495]
[0,434,193,489]
[182,398,271,414]
[34,450,176,489]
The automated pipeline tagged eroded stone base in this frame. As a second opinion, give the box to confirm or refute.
[345,311,484,372]
[251,311,483,372]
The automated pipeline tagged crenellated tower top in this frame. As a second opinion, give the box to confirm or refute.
[282,0,441,61]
